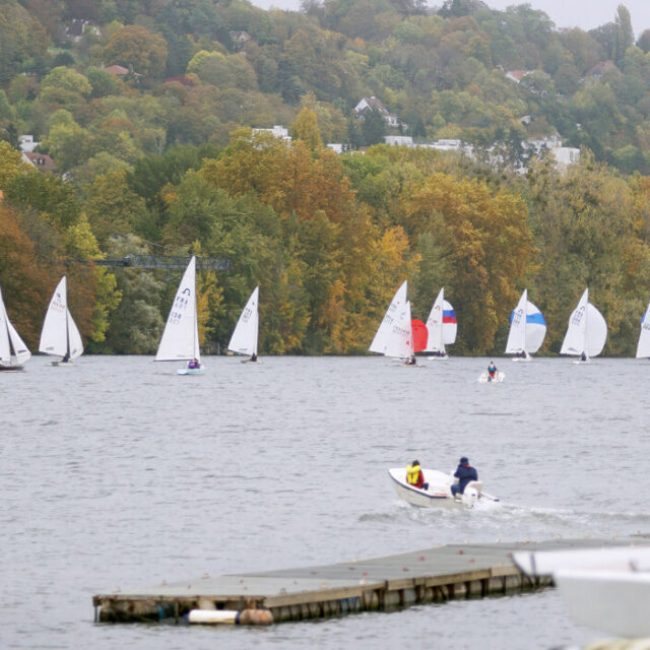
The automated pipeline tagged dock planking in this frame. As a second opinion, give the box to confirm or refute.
[93,539,625,624]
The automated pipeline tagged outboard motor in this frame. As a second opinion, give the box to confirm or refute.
[461,481,483,507]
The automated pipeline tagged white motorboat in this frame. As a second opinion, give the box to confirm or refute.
[513,544,650,577]
[554,569,650,639]
[388,467,495,508]
[478,370,505,383]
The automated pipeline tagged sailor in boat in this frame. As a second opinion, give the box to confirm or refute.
[405,355,417,366]
[451,456,478,498]
[188,357,201,369]
[487,360,498,380]
[406,460,429,490]
[580,351,587,362]
[250,352,258,362]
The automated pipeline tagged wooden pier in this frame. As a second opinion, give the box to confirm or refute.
[93,539,617,625]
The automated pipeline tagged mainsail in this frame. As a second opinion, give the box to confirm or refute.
[0,286,31,367]
[369,281,408,355]
[155,256,200,362]
[505,289,546,356]
[228,286,259,356]
[560,288,607,358]
[636,302,650,358]
[424,288,457,354]
[39,276,83,361]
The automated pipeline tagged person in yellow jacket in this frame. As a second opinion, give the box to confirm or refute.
[406,460,429,490]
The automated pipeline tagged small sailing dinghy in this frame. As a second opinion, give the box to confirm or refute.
[477,370,505,383]
[505,289,546,361]
[369,281,415,364]
[228,286,259,362]
[155,256,203,375]
[560,288,607,363]
[424,288,457,359]
[39,276,83,366]
[636,301,650,359]
[0,286,31,371]
[388,467,496,508]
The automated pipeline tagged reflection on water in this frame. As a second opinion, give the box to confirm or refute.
[2,356,648,649]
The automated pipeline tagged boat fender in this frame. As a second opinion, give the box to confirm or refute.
[188,608,273,625]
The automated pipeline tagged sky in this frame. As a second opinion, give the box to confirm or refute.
[250,1,650,36]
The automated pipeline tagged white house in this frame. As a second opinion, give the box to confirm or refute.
[252,125,291,141]
[384,135,413,146]
[354,96,400,128]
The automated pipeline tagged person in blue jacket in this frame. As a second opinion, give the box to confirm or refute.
[451,456,478,497]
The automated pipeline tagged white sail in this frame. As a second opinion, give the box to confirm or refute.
[0,286,31,367]
[425,288,457,353]
[156,256,200,362]
[636,302,650,359]
[39,276,83,361]
[369,281,408,354]
[384,300,414,359]
[228,286,259,356]
[560,288,607,358]
[506,290,546,356]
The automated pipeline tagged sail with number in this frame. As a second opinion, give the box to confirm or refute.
[560,288,607,360]
[39,276,83,363]
[0,286,31,369]
[228,286,259,357]
[636,302,650,359]
[369,281,408,355]
[383,300,414,359]
[156,256,200,362]
[424,288,457,355]
[505,289,546,358]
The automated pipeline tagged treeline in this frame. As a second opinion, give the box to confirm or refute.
[2,122,650,356]
[2,1,650,172]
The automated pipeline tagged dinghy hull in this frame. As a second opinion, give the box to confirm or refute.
[177,367,205,376]
[388,468,485,508]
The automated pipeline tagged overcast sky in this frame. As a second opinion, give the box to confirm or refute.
[250,1,650,36]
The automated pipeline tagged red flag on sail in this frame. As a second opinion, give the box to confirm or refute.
[411,319,428,352]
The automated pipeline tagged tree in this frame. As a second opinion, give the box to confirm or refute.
[361,108,387,146]
[290,106,323,151]
[103,25,168,78]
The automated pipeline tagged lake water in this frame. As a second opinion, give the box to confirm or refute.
[2,356,648,650]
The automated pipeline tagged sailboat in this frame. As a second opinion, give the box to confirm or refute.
[636,301,650,359]
[560,288,607,362]
[155,256,203,375]
[228,286,259,362]
[369,281,414,362]
[505,289,546,361]
[0,286,31,370]
[424,288,457,359]
[39,276,83,366]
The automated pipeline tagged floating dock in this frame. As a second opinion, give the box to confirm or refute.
[93,539,619,625]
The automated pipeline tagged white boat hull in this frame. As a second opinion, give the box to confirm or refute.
[554,570,650,638]
[388,468,487,508]
[513,545,650,577]
[478,371,505,383]
[177,367,205,376]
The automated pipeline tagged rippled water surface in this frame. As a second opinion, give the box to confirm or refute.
[2,356,649,650]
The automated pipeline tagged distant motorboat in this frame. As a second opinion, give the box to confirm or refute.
[155,256,204,375]
[38,276,83,366]
[505,289,546,361]
[560,288,607,363]
[0,285,31,370]
[424,288,457,360]
[388,467,496,508]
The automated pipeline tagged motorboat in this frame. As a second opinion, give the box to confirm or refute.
[388,467,496,508]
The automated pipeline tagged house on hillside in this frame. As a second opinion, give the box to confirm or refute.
[384,135,413,146]
[22,152,56,173]
[252,125,291,141]
[66,19,100,42]
[229,31,252,49]
[354,96,400,128]
[104,64,129,77]
[505,69,532,84]
[18,135,39,153]
[585,61,618,81]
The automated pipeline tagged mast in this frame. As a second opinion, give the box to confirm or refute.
[521,290,528,355]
